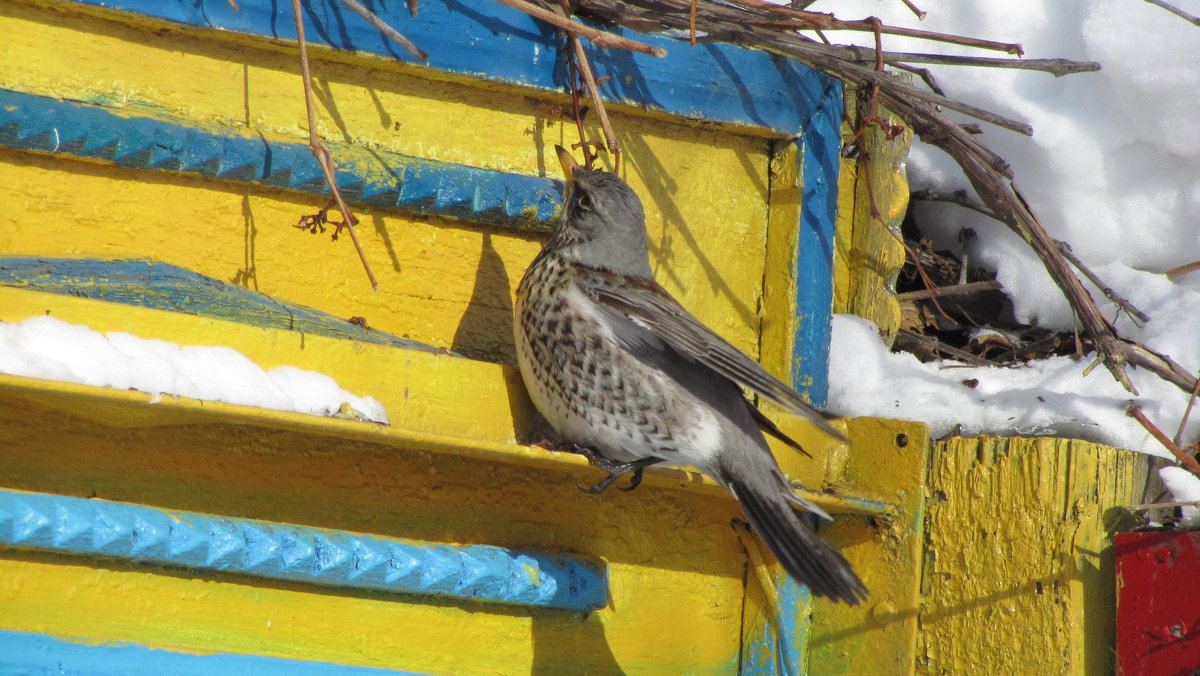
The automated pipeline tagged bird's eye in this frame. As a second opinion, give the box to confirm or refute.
[576,193,594,211]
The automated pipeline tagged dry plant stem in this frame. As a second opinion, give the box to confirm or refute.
[689,0,699,46]
[898,0,925,20]
[492,0,667,56]
[1166,260,1200,279]
[838,48,1100,76]
[725,0,1022,54]
[894,330,994,366]
[1126,500,1200,511]
[887,95,1199,397]
[556,0,622,172]
[337,0,427,60]
[292,0,378,290]
[1128,403,1200,479]
[895,280,1001,302]
[1143,0,1200,27]
[1056,241,1150,325]
[1173,374,1200,447]
[911,188,996,219]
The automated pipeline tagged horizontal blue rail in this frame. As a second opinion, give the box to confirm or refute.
[0,88,562,230]
[0,489,607,611]
[62,0,837,136]
[0,630,428,676]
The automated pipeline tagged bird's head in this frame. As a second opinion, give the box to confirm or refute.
[551,146,653,279]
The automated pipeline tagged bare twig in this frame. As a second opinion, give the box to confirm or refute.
[898,0,926,20]
[556,0,623,172]
[1166,260,1200,279]
[895,280,1001,302]
[1143,0,1200,27]
[492,0,667,56]
[1174,373,1200,447]
[1056,241,1150,326]
[894,329,995,366]
[838,48,1100,77]
[337,0,427,60]
[911,188,997,219]
[292,0,378,290]
[1126,500,1200,511]
[1128,403,1200,479]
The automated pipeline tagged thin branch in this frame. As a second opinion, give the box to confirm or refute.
[1174,372,1200,447]
[1126,500,1200,511]
[898,0,926,20]
[292,0,378,290]
[556,0,623,172]
[1127,403,1200,480]
[911,188,996,219]
[492,0,667,56]
[894,329,995,366]
[895,280,1001,302]
[338,0,427,60]
[838,48,1100,77]
[1166,260,1200,279]
[1056,241,1150,326]
[1143,0,1200,27]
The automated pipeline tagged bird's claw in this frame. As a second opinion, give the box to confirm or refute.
[554,443,661,494]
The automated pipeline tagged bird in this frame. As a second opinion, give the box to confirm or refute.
[513,146,866,605]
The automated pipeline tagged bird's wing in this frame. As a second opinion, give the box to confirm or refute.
[578,268,846,441]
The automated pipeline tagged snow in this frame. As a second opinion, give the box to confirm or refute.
[0,316,389,424]
[806,0,1200,503]
[1159,467,1200,527]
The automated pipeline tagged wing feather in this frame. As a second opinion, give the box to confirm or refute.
[578,269,846,441]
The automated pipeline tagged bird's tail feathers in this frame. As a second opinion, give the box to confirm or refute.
[720,453,866,605]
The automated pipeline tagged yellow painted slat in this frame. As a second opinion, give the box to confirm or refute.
[917,436,1147,675]
[0,1,775,366]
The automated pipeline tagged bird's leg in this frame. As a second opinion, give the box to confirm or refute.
[553,442,663,493]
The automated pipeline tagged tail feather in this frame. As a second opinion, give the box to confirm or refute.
[722,457,867,605]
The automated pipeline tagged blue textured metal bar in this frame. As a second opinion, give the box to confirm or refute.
[0,489,607,611]
[59,0,838,136]
[0,88,561,230]
[0,629,429,676]
[0,256,441,352]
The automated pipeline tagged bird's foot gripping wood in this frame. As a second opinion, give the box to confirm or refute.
[553,442,663,493]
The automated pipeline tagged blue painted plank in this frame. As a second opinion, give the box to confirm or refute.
[61,0,838,136]
[0,630,428,675]
[0,488,608,611]
[791,77,843,409]
[0,88,562,231]
[0,256,441,352]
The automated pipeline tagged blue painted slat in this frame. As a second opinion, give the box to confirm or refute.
[791,77,843,409]
[61,0,837,136]
[0,489,608,611]
[0,630,428,675]
[0,256,441,351]
[0,88,562,230]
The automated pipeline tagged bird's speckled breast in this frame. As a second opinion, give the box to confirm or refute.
[515,255,692,464]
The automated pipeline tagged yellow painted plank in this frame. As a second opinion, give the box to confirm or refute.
[832,91,909,339]
[0,1,774,366]
[916,436,1147,675]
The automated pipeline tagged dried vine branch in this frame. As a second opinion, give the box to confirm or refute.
[338,0,427,60]
[292,0,378,290]
[561,0,1199,402]
[493,0,666,56]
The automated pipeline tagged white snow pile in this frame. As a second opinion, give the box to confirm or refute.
[0,315,389,424]
[807,0,1200,502]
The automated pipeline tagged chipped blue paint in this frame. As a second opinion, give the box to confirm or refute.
[0,256,440,352]
[60,0,838,136]
[791,78,843,409]
[0,89,562,230]
[0,489,607,611]
[0,630,430,675]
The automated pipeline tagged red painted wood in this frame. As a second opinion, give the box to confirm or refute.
[1116,531,1200,675]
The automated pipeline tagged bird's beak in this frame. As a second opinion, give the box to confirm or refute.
[555,145,580,181]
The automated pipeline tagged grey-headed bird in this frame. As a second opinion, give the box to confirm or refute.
[514,146,866,604]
